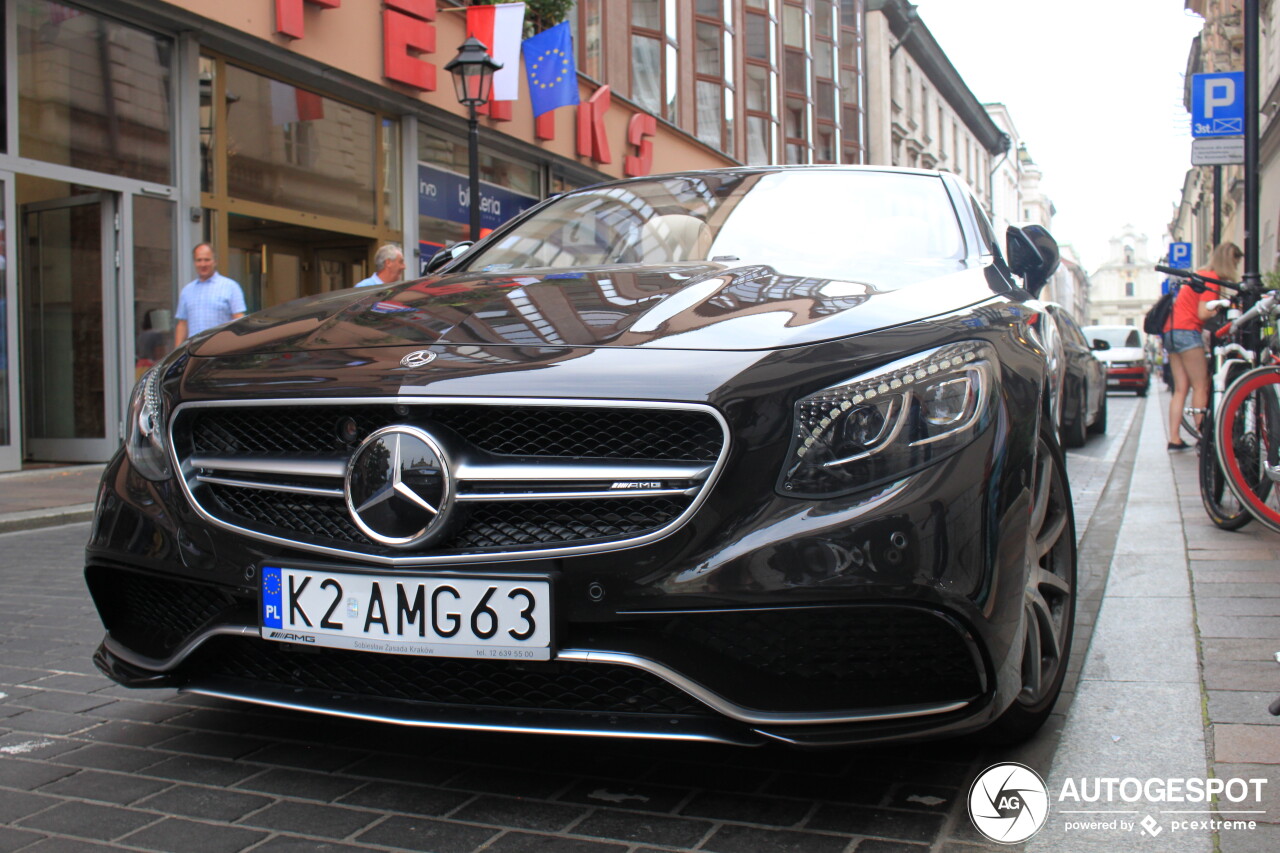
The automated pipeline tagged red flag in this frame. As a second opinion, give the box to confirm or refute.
[466,2,525,102]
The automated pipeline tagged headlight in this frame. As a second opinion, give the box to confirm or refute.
[779,341,996,498]
[125,365,172,480]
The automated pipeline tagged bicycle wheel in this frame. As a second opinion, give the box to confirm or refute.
[1181,408,1202,443]
[1215,366,1280,534]
[1199,407,1252,529]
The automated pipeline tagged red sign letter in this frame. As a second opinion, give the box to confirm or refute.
[624,113,657,177]
[383,4,437,92]
[577,86,612,164]
[275,0,339,41]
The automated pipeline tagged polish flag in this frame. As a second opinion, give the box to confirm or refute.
[466,2,526,102]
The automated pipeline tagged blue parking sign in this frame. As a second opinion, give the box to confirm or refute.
[1191,72,1245,137]
[1169,242,1192,269]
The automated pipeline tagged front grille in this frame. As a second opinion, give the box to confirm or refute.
[175,400,726,562]
[207,485,688,550]
[190,405,723,460]
[186,636,711,718]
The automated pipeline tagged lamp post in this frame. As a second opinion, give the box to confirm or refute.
[445,37,503,242]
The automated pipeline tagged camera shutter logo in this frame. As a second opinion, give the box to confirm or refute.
[968,762,1049,844]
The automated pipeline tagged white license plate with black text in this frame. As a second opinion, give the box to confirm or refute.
[260,566,551,660]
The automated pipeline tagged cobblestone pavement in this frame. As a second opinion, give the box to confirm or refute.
[0,398,1140,853]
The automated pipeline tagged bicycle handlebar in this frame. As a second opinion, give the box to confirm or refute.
[1154,265,1245,293]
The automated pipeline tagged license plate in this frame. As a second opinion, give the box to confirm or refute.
[260,567,552,660]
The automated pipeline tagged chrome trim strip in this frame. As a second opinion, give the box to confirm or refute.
[554,649,969,725]
[453,459,712,482]
[182,687,751,745]
[188,455,347,479]
[169,397,731,567]
[103,626,257,673]
[455,487,698,502]
[196,476,344,498]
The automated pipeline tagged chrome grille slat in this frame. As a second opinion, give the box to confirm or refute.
[172,397,729,566]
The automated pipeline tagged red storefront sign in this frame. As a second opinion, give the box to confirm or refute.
[270,0,655,175]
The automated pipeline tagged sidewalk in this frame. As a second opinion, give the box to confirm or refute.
[0,464,104,534]
[1033,386,1280,853]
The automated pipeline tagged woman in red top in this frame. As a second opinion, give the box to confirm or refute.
[1166,241,1242,450]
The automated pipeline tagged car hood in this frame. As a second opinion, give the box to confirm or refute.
[190,261,1005,357]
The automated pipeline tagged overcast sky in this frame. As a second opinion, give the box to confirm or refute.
[910,0,1206,273]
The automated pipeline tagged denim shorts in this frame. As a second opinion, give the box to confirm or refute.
[1165,329,1204,354]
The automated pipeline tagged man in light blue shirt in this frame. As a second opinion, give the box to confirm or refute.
[174,243,246,345]
[356,244,406,288]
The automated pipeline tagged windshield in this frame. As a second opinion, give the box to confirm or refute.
[1084,327,1142,348]
[458,170,967,284]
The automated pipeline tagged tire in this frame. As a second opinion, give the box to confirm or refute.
[987,426,1076,743]
[1137,382,1148,398]
[1062,387,1088,448]
[1215,366,1280,534]
[1088,388,1107,435]
[1198,408,1252,530]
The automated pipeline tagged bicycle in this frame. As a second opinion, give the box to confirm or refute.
[1154,266,1263,529]
[1211,289,1280,534]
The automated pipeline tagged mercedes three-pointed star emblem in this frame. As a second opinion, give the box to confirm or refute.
[344,426,453,548]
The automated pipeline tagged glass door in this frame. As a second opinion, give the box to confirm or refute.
[21,193,120,462]
[0,176,16,472]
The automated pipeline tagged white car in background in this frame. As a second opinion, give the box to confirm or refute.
[1083,325,1150,397]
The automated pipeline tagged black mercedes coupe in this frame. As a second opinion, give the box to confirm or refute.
[87,166,1075,747]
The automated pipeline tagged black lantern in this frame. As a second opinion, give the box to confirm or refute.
[444,38,504,241]
[445,36,503,107]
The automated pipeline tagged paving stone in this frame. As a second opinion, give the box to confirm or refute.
[4,708,95,735]
[1214,724,1280,764]
[9,838,122,852]
[0,756,78,789]
[449,766,575,799]
[807,804,945,844]
[700,823,849,853]
[0,789,59,823]
[1207,691,1280,725]
[483,832,629,853]
[91,700,189,724]
[250,837,391,853]
[1217,821,1280,853]
[571,809,713,848]
[235,767,365,802]
[156,730,269,760]
[336,780,472,816]
[0,732,79,759]
[559,779,689,813]
[679,790,811,827]
[135,784,273,822]
[122,817,269,853]
[243,740,366,773]
[143,754,264,787]
[56,742,167,773]
[356,815,498,851]
[0,826,45,853]
[15,800,157,841]
[13,690,115,715]
[452,794,585,831]
[237,799,381,838]
[81,719,179,747]
[1199,616,1280,638]
[342,752,463,786]
[37,768,171,805]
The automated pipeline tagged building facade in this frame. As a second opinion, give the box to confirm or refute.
[863,0,1007,211]
[1088,226,1163,328]
[0,0,880,471]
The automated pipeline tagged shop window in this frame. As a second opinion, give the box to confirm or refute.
[416,128,542,267]
[17,2,173,183]
[782,1,810,164]
[223,64,379,225]
[631,0,679,121]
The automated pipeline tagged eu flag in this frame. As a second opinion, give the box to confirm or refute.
[522,21,579,118]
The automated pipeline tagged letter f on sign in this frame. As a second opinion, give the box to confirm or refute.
[1205,78,1235,116]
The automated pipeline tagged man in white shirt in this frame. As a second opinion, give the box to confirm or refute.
[174,243,246,346]
[356,244,407,288]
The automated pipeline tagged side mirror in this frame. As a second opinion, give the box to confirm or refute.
[1005,225,1060,298]
[421,241,474,275]
[1091,339,1111,351]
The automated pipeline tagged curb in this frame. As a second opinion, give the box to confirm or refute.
[0,503,96,535]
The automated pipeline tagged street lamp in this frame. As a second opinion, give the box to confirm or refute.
[445,37,503,242]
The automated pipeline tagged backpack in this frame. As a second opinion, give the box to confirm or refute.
[1142,287,1177,335]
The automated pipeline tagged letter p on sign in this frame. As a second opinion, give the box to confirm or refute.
[1205,78,1235,116]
